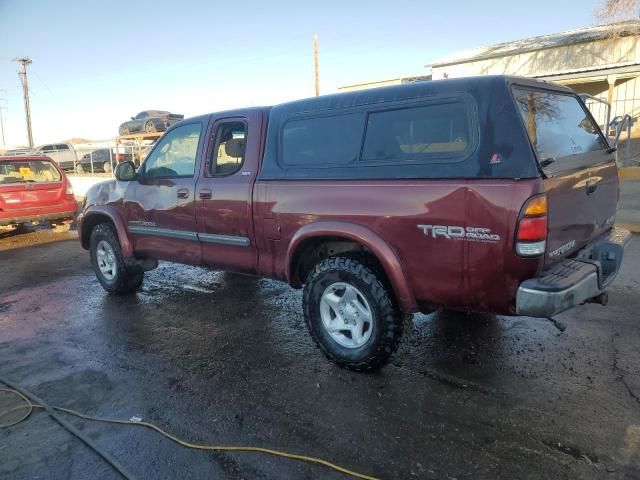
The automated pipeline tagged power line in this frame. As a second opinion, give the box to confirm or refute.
[31,69,63,105]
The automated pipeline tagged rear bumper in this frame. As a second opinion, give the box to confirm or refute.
[516,227,632,317]
[0,209,77,226]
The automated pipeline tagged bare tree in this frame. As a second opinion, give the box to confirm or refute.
[594,0,640,24]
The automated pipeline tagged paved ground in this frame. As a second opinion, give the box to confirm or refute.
[1,227,639,480]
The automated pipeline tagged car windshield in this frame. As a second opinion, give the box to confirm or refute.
[0,160,62,184]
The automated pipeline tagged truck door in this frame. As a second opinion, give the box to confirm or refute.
[195,111,262,274]
[123,121,204,264]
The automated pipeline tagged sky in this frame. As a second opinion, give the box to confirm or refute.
[0,0,601,147]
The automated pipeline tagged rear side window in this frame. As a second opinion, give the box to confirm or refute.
[512,88,607,167]
[281,113,364,166]
[362,102,471,163]
[0,160,61,184]
[55,144,69,150]
[209,121,247,176]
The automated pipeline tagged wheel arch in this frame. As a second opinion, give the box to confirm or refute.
[80,206,133,257]
[286,221,417,313]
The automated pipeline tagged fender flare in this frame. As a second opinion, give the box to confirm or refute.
[286,221,417,313]
[79,205,133,257]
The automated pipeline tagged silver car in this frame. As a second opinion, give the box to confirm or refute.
[32,143,78,171]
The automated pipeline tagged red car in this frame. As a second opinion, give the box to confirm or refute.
[0,156,77,231]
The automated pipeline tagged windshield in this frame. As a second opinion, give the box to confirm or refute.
[512,87,608,171]
[0,160,62,184]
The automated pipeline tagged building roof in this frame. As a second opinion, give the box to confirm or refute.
[427,20,640,67]
[337,73,432,91]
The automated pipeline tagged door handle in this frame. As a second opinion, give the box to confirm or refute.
[177,188,190,199]
[586,178,599,195]
[199,188,212,200]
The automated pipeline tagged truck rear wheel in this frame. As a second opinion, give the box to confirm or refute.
[303,256,403,372]
[90,223,143,294]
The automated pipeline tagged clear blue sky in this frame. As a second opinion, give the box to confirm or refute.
[0,0,599,147]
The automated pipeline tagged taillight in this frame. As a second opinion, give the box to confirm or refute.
[515,194,547,256]
[66,182,74,196]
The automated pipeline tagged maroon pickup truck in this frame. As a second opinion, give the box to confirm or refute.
[78,76,631,371]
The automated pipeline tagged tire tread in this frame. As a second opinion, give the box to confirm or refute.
[303,256,403,372]
[90,223,143,294]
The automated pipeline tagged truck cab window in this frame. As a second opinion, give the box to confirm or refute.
[143,123,202,178]
[209,121,247,175]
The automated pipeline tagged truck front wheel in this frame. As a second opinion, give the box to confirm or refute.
[90,223,143,294]
[303,256,403,372]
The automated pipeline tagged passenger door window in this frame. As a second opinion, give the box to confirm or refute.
[208,121,247,175]
[143,123,202,178]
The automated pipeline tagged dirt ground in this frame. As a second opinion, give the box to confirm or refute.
[1,226,639,479]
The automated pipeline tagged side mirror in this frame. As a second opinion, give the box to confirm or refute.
[131,116,135,120]
[114,161,136,181]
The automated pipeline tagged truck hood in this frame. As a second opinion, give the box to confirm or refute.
[84,179,126,208]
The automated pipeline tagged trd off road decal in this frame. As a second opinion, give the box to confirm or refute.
[417,224,501,243]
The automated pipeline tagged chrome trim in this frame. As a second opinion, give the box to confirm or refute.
[128,225,198,241]
[197,232,250,247]
[127,224,250,246]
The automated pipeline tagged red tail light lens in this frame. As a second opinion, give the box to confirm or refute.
[517,217,547,241]
[515,194,547,257]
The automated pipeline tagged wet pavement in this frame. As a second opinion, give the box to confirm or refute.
[1,227,639,479]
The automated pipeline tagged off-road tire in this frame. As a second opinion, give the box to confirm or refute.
[303,256,403,372]
[90,223,143,294]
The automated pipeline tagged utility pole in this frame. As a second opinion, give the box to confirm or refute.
[313,33,320,97]
[0,103,6,148]
[0,91,6,148]
[14,57,34,148]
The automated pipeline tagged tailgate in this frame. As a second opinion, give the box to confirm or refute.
[543,161,618,264]
[512,86,618,266]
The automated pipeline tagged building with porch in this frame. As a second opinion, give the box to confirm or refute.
[427,21,640,127]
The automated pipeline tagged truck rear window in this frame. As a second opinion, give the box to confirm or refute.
[512,87,607,169]
[0,160,61,184]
